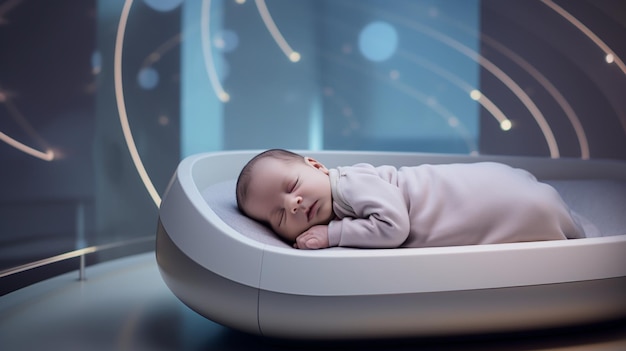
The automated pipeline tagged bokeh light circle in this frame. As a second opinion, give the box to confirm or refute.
[138,67,160,90]
[91,51,102,74]
[214,30,239,53]
[143,0,183,12]
[358,21,398,62]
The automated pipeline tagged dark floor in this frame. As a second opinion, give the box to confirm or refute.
[1,253,625,351]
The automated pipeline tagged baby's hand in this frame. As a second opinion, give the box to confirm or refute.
[294,225,329,250]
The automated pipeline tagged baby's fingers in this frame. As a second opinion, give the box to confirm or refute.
[294,232,320,250]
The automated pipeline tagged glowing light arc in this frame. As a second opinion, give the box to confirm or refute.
[381,10,561,158]
[255,0,300,62]
[481,34,590,159]
[399,50,511,135]
[201,0,230,102]
[541,0,626,76]
[141,33,182,68]
[114,0,161,207]
[542,0,626,137]
[0,87,55,161]
[323,52,478,153]
[429,11,589,159]
[0,131,54,161]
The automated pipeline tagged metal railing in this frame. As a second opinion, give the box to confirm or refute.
[0,235,154,281]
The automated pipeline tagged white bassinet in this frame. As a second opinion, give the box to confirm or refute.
[156,150,626,339]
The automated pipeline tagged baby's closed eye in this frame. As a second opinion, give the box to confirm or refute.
[288,177,299,193]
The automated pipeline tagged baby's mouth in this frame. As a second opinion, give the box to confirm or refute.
[307,201,318,222]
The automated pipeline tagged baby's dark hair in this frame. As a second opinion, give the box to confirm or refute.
[236,149,303,216]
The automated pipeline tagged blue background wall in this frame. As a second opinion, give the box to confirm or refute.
[181,0,480,155]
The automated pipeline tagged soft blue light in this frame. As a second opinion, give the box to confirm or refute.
[214,29,239,53]
[91,51,102,72]
[143,0,183,12]
[137,67,159,90]
[181,0,223,156]
[358,21,398,62]
[308,97,323,150]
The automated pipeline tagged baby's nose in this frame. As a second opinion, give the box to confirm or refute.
[289,196,303,214]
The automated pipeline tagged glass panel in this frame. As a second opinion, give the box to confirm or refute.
[182,0,481,154]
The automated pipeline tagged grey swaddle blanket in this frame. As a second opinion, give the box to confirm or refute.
[328,162,585,248]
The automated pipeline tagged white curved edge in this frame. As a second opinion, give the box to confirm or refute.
[159,150,626,296]
[260,234,626,296]
[159,152,268,289]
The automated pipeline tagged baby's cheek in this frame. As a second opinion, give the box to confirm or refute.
[282,228,301,243]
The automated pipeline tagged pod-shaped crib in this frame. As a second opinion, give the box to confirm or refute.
[156,150,626,339]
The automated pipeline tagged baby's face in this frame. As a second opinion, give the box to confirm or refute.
[244,156,334,242]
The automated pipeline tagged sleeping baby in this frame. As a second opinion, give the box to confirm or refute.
[236,149,585,249]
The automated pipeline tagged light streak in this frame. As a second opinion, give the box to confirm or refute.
[255,0,300,62]
[478,55,559,157]
[0,88,54,161]
[394,85,478,153]
[0,131,54,161]
[141,33,182,68]
[201,0,230,102]
[541,0,626,76]
[470,90,511,131]
[399,50,511,134]
[387,84,478,153]
[372,7,560,158]
[541,0,626,137]
[322,51,478,153]
[114,0,161,207]
[415,6,589,158]
[481,34,590,159]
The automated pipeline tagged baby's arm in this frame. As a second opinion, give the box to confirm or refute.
[294,225,329,249]
[329,168,411,248]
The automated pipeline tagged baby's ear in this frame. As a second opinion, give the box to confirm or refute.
[304,157,329,175]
